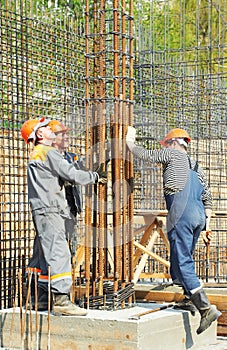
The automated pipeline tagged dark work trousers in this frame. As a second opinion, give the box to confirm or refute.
[165,169,206,295]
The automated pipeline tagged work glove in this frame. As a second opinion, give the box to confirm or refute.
[95,163,108,184]
[201,230,212,246]
[126,126,136,143]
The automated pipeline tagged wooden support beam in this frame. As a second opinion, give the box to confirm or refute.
[133,232,159,283]
[135,288,227,309]
[134,225,149,236]
[139,272,171,279]
[133,218,159,267]
[156,227,170,252]
[133,240,170,268]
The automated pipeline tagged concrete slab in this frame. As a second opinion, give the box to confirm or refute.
[0,303,217,350]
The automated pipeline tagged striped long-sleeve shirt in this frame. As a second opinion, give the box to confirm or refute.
[130,143,212,210]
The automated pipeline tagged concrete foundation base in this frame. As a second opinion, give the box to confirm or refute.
[0,303,217,350]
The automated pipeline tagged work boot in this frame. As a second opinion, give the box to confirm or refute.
[173,296,197,316]
[190,288,222,334]
[52,294,87,316]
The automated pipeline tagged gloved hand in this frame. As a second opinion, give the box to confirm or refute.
[95,163,108,184]
[201,230,212,245]
[126,126,136,143]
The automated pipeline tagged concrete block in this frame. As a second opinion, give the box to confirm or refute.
[0,304,217,350]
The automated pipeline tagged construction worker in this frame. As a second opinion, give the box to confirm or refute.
[48,120,84,255]
[21,118,107,316]
[126,126,221,334]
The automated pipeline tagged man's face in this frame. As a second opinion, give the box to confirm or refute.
[37,125,56,144]
[53,131,69,152]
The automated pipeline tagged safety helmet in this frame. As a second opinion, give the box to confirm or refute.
[160,128,191,146]
[21,117,50,143]
[48,120,71,134]
[21,119,39,143]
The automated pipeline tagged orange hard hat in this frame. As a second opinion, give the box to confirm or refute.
[48,120,71,134]
[160,128,191,146]
[21,119,39,143]
[21,117,50,143]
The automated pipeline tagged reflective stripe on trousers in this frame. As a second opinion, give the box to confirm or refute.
[165,169,206,295]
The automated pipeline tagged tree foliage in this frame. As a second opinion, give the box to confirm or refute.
[134,0,227,73]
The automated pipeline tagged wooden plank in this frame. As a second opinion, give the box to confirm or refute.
[134,225,149,236]
[139,272,171,279]
[218,311,227,325]
[208,295,227,311]
[135,289,184,302]
[133,241,170,268]
[135,209,227,217]
[133,220,158,266]
[135,289,227,309]
[157,227,170,252]
[217,326,227,336]
[133,232,159,283]
[135,210,168,217]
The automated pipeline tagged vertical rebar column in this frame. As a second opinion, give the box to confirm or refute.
[121,0,127,291]
[91,0,99,298]
[5,0,14,307]
[85,0,92,307]
[111,0,121,292]
[97,0,107,297]
[127,0,134,283]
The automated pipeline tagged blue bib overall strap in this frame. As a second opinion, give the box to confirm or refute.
[165,158,206,295]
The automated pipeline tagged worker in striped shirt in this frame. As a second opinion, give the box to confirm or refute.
[126,126,221,335]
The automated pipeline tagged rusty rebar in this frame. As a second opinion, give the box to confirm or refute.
[1,0,227,315]
[112,0,121,293]
[91,0,98,296]
[121,0,128,294]
[97,0,107,297]
[85,0,92,309]
[128,0,134,284]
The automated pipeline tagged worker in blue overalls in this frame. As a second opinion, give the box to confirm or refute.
[126,126,221,335]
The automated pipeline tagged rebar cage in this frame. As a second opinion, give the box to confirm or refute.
[1,0,227,309]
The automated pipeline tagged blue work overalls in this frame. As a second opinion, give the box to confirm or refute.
[165,164,206,295]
